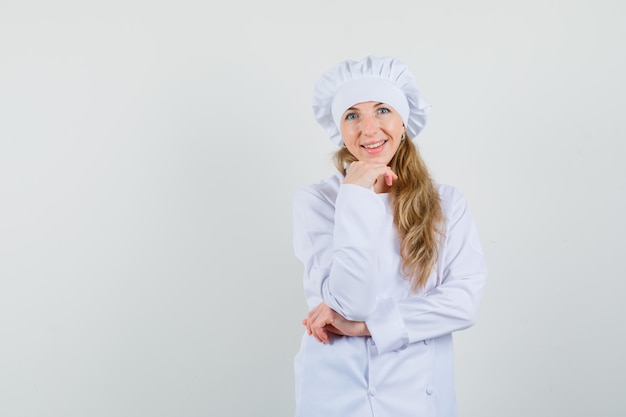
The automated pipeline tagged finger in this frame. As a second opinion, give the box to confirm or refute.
[311,326,323,343]
[314,327,329,344]
[307,303,334,341]
[306,309,319,331]
[310,317,330,342]
[307,316,323,338]
[307,312,323,334]
[302,319,313,335]
[319,317,335,343]
[384,168,398,185]
[305,317,313,333]
[310,314,327,333]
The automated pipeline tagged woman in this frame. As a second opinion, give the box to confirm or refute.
[292,56,487,417]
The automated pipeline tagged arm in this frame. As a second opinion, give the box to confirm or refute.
[365,188,488,354]
[293,182,386,321]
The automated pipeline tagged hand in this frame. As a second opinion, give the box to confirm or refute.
[302,302,370,344]
[343,161,398,189]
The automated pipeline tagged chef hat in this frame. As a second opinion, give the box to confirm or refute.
[312,55,432,147]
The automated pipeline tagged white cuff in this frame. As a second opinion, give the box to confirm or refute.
[366,298,409,354]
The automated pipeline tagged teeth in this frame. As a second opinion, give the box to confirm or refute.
[363,140,386,149]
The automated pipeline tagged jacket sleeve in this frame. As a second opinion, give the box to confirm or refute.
[293,183,386,321]
[365,188,487,354]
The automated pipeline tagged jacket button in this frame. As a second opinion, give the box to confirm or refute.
[426,386,433,396]
[368,387,377,397]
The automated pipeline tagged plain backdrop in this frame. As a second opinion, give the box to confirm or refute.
[1,1,625,416]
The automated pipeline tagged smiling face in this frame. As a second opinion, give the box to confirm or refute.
[339,101,405,165]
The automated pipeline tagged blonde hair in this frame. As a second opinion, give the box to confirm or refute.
[333,137,444,291]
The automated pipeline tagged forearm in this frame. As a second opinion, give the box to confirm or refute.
[327,184,385,319]
[295,184,386,321]
[366,188,488,353]
[365,272,485,353]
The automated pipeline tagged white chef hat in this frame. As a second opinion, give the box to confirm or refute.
[312,55,432,147]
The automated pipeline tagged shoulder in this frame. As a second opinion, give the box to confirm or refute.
[434,182,471,221]
[293,171,344,209]
[435,182,465,205]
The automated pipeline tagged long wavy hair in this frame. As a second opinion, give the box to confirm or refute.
[333,136,444,292]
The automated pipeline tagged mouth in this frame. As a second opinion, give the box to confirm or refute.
[361,140,388,149]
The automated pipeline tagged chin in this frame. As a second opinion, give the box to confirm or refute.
[362,154,393,165]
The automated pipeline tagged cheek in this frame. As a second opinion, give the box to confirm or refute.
[345,141,360,154]
[343,137,362,156]
[380,117,403,134]
[340,126,358,144]
[339,123,354,136]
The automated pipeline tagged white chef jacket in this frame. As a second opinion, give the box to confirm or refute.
[292,171,487,417]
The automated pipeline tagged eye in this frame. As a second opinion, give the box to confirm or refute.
[344,112,358,120]
[377,107,391,115]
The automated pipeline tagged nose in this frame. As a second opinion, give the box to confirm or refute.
[361,114,379,136]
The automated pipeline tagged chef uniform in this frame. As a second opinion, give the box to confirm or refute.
[293,56,487,417]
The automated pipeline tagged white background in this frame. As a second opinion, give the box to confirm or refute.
[1,1,625,416]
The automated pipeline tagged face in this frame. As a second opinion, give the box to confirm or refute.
[339,101,405,165]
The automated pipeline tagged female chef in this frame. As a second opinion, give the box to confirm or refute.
[291,56,487,417]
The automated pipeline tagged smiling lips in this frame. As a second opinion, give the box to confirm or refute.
[362,140,387,149]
